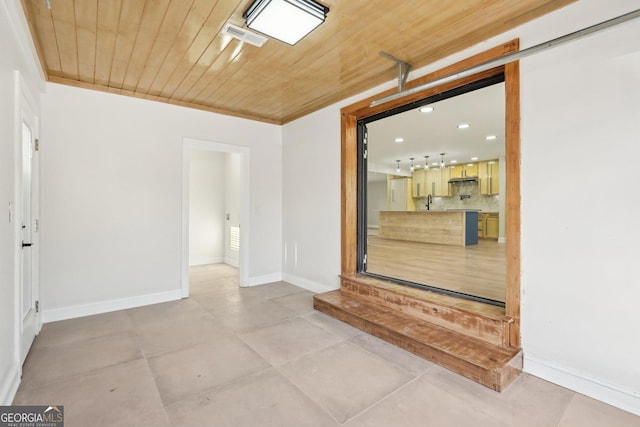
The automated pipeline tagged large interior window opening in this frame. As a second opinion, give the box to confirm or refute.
[357,74,506,307]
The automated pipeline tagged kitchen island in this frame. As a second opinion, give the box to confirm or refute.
[378,210,478,246]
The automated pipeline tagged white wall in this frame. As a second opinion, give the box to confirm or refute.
[189,150,225,266]
[40,83,282,322]
[519,1,640,413]
[282,106,342,293]
[0,0,44,405]
[282,0,640,415]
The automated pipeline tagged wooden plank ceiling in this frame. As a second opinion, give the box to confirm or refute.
[22,0,574,124]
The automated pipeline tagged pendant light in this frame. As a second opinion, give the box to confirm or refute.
[409,157,415,172]
[440,153,446,168]
[424,155,429,170]
[395,160,400,173]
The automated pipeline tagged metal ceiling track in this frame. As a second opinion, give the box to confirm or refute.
[371,8,640,107]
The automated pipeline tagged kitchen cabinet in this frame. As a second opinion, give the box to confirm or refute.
[426,167,450,197]
[486,214,499,239]
[479,160,499,195]
[449,163,479,179]
[463,162,479,177]
[411,168,427,198]
[478,212,499,239]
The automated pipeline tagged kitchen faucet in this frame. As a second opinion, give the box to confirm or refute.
[426,194,432,210]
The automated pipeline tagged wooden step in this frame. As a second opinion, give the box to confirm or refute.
[314,290,522,392]
[340,274,513,348]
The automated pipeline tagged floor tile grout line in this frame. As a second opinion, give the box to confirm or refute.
[553,392,578,427]
[344,334,436,378]
[236,315,349,368]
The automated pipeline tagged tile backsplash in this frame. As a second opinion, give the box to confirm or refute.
[417,181,500,212]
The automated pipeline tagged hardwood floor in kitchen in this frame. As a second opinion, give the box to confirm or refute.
[366,229,505,303]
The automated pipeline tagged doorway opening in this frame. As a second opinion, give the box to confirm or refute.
[181,138,250,298]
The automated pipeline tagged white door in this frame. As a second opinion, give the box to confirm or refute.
[19,112,38,365]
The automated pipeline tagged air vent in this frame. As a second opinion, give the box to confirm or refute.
[222,23,267,47]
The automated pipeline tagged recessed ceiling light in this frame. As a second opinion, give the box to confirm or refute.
[394,137,404,143]
[471,157,479,161]
[450,160,457,164]
[419,106,434,113]
[457,123,470,129]
[485,135,497,140]
[431,162,439,166]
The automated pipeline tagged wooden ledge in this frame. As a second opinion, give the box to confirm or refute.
[314,290,522,391]
[340,274,508,320]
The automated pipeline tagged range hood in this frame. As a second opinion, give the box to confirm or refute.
[448,176,478,184]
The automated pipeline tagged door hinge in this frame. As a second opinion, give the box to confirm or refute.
[34,139,40,151]
[35,300,39,313]
[363,149,367,159]
[363,254,367,266]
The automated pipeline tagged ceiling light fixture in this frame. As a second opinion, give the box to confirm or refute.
[440,153,446,168]
[424,156,429,169]
[457,123,470,129]
[243,0,329,46]
[396,160,401,173]
[409,157,415,172]
[419,106,434,113]
[471,157,479,161]
[394,137,404,143]
[450,160,457,164]
[485,135,497,141]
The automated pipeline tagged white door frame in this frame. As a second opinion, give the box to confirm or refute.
[181,138,250,297]
[14,71,41,365]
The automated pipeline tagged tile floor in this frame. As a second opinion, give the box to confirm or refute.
[13,264,639,426]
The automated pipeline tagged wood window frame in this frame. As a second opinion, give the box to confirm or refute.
[340,40,522,346]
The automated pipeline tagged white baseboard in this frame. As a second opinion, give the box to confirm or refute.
[242,272,283,287]
[0,362,21,405]
[42,289,183,323]
[524,355,640,416]
[189,256,224,266]
[281,273,339,294]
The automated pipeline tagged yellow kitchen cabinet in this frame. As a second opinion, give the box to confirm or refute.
[449,163,479,179]
[449,164,463,179]
[411,168,427,198]
[440,166,451,196]
[486,213,499,238]
[463,162,479,177]
[426,167,451,197]
[479,160,499,195]
[478,212,499,239]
